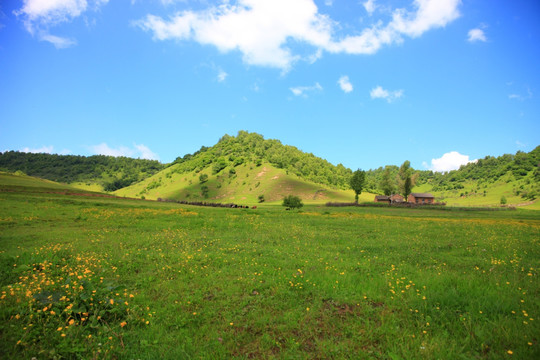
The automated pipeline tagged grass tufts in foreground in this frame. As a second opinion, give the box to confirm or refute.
[0,187,539,359]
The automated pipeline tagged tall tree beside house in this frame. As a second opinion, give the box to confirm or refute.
[380,166,395,196]
[398,161,415,200]
[350,169,366,204]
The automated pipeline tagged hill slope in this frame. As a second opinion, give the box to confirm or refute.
[412,146,540,208]
[115,131,366,204]
[0,152,164,191]
[115,161,369,204]
[0,171,105,195]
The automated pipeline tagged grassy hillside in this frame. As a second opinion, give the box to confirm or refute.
[0,171,89,193]
[115,131,373,204]
[115,162,372,204]
[413,172,538,208]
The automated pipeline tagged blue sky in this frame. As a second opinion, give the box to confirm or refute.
[0,0,539,172]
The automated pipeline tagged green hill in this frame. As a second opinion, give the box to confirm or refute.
[0,171,99,195]
[0,151,164,192]
[114,161,371,204]
[411,146,540,208]
[115,132,368,204]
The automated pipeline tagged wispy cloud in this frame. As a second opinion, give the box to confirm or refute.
[423,151,477,172]
[90,143,159,160]
[21,145,54,154]
[136,0,461,70]
[363,0,377,16]
[14,0,109,48]
[508,87,533,101]
[40,33,77,48]
[217,69,228,82]
[290,82,323,97]
[338,76,353,93]
[467,28,487,42]
[134,144,160,160]
[20,145,71,155]
[370,85,403,102]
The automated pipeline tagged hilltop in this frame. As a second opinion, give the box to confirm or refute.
[115,131,363,204]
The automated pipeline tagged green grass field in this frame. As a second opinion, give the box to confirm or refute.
[1,175,539,359]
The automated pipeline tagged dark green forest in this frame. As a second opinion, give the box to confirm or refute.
[0,152,164,191]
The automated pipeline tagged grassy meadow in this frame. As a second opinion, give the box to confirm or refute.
[1,176,539,359]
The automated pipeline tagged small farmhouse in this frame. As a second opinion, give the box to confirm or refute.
[374,195,391,204]
[374,194,405,204]
[408,193,435,204]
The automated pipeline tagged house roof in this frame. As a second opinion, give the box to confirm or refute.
[375,195,390,200]
[410,193,434,198]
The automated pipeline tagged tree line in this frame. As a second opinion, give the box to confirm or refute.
[349,160,417,203]
[0,151,164,191]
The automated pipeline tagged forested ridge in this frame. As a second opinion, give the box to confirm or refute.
[171,131,354,189]
[429,146,539,201]
[364,146,539,200]
[0,152,164,191]
[1,133,538,200]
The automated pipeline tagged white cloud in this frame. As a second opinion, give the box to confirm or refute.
[370,85,403,102]
[363,0,377,15]
[14,0,108,47]
[134,144,160,160]
[90,143,134,157]
[290,82,322,97]
[40,33,77,48]
[90,143,159,160]
[338,75,353,93]
[136,0,461,70]
[21,145,54,154]
[467,28,486,42]
[425,151,477,172]
[217,69,228,82]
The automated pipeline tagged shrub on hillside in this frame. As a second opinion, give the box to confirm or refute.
[201,185,209,199]
[282,195,303,210]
